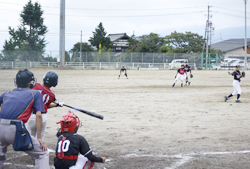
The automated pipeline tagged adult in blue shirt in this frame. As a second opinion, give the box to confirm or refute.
[0,69,49,169]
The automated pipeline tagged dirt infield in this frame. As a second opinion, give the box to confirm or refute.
[0,69,250,169]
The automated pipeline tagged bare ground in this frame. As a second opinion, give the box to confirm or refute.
[0,69,250,169]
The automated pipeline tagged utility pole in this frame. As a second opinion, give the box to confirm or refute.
[206,5,212,68]
[244,0,248,70]
[59,0,65,65]
[80,30,82,63]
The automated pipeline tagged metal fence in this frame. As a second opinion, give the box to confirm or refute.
[0,61,171,70]
[0,51,230,70]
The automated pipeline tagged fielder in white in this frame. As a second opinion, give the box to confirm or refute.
[225,65,245,103]
[172,64,186,88]
[183,61,193,86]
[118,66,128,79]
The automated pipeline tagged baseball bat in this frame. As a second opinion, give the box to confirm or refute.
[63,104,104,120]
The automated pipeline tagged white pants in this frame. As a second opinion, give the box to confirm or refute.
[27,113,47,141]
[69,154,95,169]
[232,80,241,95]
[184,72,190,80]
[174,73,184,83]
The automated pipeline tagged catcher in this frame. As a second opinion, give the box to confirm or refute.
[54,111,106,169]
[225,65,245,103]
[118,66,128,79]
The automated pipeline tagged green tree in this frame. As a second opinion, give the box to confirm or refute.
[70,42,94,62]
[70,42,94,52]
[160,45,174,53]
[126,34,138,52]
[20,0,47,52]
[42,55,57,62]
[164,31,204,53]
[65,51,70,62]
[2,0,47,61]
[88,22,112,50]
[134,33,163,53]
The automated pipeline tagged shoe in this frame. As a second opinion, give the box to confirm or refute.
[172,84,175,87]
[235,100,242,103]
[188,82,191,86]
[181,84,183,88]
[184,84,187,86]
[224,96,228,102]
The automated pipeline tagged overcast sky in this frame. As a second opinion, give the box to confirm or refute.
[0,0,249,56]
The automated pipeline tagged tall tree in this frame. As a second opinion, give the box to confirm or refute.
[20,0,47,52]
[164,31,204,53]
[126,34,138,52]
[135,33,163,53]
[89,22,112,50]
[2,0,47,61]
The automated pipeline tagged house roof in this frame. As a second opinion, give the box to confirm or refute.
[108,33,130,42]
[210,38,250,52]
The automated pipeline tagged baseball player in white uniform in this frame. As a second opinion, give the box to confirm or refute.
[118,66,128,79]
[183,61,192,86]
[172,64,186,88]
[225,65,245,103]
[27,71,63,141]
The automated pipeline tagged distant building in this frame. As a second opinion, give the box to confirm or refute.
[108,33,130,52]
[211,38,250,60]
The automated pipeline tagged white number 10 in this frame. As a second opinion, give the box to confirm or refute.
[57,140,70,152]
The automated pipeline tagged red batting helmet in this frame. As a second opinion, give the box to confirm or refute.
[57,111,81,133]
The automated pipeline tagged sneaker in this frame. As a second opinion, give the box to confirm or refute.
[235,100,242,103]
[188,82,191,86]
[184,84,187,86]
[181,84,183,88]
[172,84,175,87]
[224,96,228,102]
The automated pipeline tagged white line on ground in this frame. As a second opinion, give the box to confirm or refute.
[164,155,193,169]
[122,150,250,169]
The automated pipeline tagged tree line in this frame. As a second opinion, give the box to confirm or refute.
[0,0,221,62]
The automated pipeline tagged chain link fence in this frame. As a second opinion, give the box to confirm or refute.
[0,51,227,70]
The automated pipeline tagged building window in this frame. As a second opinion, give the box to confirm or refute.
[116,47,121,51]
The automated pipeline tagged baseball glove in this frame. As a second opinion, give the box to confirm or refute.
[190,74,193,78]
[242,71,245,78]
[56,128,61,138]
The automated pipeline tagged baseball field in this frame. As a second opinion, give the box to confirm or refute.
[0,68,250,169]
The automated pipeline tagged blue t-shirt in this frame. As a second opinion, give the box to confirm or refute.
[0,88,45,123]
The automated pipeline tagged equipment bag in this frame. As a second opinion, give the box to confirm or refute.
[13,121,34,151]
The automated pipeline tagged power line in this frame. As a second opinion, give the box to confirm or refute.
[0,30,91,36]
[0,2,206,11]
[216,12,250,20]
[0,8,206,17]
[213,6,250,15]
